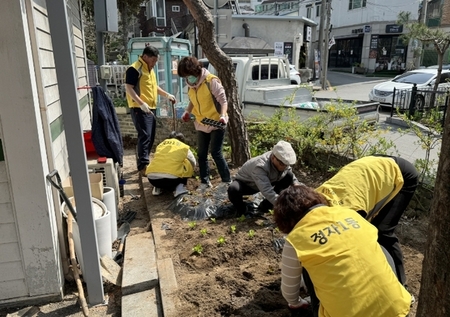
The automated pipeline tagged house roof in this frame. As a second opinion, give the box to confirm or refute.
[221,36,274,55]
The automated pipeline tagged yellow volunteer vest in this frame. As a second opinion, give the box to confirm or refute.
[126,56,158,109]
[316,156,404,221]
[287,205,411,317]
[146,139,194,178]
[188,74,221,123]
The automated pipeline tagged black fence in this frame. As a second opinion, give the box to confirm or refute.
[391,84,449,126]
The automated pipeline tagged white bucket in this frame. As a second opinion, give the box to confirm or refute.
[102,187,118,241]
[61,197,112,275]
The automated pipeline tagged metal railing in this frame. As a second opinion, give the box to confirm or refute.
[391,84,449,126]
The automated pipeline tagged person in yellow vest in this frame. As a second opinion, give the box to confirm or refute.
[177,56,231,190]
[125,46,176,175]
[145,132,196,198]
[274,185,412,317]
[316,155,418,287]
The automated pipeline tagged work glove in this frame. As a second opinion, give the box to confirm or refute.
[181,111,191,122]
[140,102,152,114]
[288,296,310,309]
[167,93,176,104]
[219,115,228,125]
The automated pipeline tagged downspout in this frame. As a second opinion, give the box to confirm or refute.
[243,23,250,37]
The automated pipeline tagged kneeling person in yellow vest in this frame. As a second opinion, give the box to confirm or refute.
[274,185,411,317]
[145,132,196,198]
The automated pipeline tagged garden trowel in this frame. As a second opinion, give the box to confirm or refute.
[113,221,130,264]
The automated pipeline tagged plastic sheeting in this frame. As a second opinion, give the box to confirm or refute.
[168,184,266,221]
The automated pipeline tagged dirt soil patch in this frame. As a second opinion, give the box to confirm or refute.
[143,150,426,317]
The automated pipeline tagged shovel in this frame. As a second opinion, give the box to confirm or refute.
[113,222,130,264]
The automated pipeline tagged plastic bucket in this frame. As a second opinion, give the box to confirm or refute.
[61,197,112,275]
[102,187,118,241]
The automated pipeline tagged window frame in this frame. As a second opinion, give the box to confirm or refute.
[172,5,180,12]
[348,0,367,10]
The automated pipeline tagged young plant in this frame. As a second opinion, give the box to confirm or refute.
[230,225,237,234]
[238,214,246,222]
[188,221,197,230]
[268,209,274,215]
[248,229,256,239]
[210,217,217,224]
[217,236,226,245]
[200,228,208,236]
[192,244,203,255]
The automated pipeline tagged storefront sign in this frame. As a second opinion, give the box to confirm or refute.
[304,26,312,42]
[283,42,293,63]
[274,42,284,57]
[370,35,378,49]
[385,24,403,33]
[364,25,371,33]
[352,28,364,34]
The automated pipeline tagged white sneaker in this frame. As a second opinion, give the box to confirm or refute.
[174,184,188,197]
[152,187,162,196]
[198,181,212,190]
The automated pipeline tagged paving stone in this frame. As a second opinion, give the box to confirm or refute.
[122,288,160,317]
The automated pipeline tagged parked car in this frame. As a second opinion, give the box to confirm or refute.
[289,65,301,85]
[368,69,450,107]
[427,64,450,69]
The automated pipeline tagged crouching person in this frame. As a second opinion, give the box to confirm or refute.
[274,185,411,317]
[146,132,196,197]
[227,140,301,216]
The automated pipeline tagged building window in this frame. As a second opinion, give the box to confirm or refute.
[349,0,367,10]
[306,6,312,19]
[172,5,180,12]
[316,4,321,17]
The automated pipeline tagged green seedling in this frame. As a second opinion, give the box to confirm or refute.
[188,221,197,230]
[230,225,237,234]
[248,229,255,239]
[217,236,226,245]
[210,218,217,224]
[192,244,203,254]
[200,228,208,236]
[268,209,274,215]
[238,214,246,222]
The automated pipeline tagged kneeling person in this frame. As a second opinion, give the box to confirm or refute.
[227,141,301,215]
[146,132,196,197]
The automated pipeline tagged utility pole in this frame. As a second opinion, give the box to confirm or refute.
[323,0,332,90]
[318,0,326,88]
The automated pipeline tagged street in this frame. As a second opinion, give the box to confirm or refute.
[313,70,441,172]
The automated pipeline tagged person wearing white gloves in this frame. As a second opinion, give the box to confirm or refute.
[177,56,231,189]
[125,45,176,175]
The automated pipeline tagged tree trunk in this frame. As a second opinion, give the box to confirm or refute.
[182,0,250,166]
[416,100,450,315]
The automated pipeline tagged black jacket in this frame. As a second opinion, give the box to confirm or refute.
[91,86,123,166]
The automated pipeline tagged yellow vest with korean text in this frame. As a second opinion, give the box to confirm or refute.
[287,205,411,317]
[188,74,221,123]
[126,56,158,109]
[146,139,194,178]
[316,156,404,221]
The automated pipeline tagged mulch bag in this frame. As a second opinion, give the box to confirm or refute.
[168,184,265,221]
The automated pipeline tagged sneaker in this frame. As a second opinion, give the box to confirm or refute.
[174,184,188,197]
[197,181,212,190]
[152,187,162,196]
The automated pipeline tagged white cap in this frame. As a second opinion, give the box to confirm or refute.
[272,141,296,165]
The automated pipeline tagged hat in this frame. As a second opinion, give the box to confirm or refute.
[272,141,296,166]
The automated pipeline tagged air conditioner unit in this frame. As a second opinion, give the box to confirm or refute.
[87,158,120,204]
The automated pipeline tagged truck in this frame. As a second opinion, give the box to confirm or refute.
[199,55,379,124]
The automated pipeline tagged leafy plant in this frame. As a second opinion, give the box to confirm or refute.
[217,236,226,245]
[200,228,208,236]
[238,215,246,222]
[268,209,274,215]
[230,225,237,234]
[248,230,256,239]
[113,97,127,108]
[210,218,217,224]
[192,244,203,255]
[188,221,197,230]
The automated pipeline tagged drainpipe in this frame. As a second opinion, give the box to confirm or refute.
[243,23,250,37]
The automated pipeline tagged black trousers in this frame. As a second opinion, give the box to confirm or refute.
[227,171,294,215]
[148,177,188,191]
[371,155,418,286]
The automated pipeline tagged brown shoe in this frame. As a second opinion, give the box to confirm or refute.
[139,166,148,176]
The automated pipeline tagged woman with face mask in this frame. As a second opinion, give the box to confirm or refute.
[177,56,231,189]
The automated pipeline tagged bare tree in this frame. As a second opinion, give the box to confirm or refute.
[182,0,251,166]
[397,12,450,315]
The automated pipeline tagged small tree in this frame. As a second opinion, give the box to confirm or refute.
[182,0,251,166]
